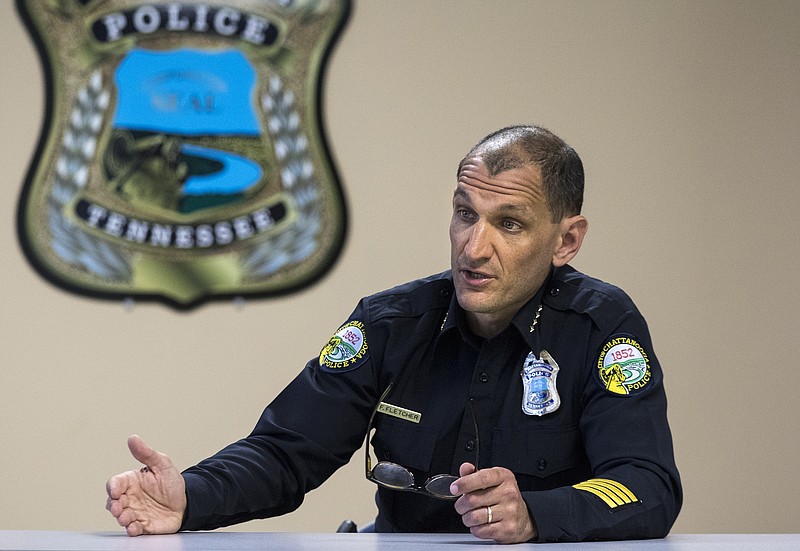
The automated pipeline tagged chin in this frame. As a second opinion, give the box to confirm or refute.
[455,291,490,314]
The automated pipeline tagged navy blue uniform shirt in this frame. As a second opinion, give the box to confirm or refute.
[181,265,682,541]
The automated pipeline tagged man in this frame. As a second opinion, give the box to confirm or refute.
[106,125,682,543]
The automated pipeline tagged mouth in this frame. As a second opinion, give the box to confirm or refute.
[460,269,494,284]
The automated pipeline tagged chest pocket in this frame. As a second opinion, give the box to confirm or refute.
[491,424,588,479]
[371,416,439,472]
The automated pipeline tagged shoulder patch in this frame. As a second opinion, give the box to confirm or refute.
[596,336,652,395]
[318,321,369,373]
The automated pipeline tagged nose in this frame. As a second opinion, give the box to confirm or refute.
[463,220,493,261]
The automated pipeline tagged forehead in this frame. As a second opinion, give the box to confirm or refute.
[455,157,546,207]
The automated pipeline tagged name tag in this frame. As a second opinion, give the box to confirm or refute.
[377,402,422,423]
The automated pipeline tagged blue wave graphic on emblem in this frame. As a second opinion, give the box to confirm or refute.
[180,144,262,196]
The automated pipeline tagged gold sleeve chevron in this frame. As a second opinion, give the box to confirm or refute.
[572,478,639,509]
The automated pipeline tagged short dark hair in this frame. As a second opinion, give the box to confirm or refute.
[458,125,584,222]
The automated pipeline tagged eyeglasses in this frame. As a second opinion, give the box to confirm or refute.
[364,383,479,500]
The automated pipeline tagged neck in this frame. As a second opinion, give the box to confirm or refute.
[466,312,511,339]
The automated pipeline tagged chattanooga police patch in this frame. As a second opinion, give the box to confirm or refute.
[597,336,652,395]
[319,321,368,372]
[16,0,350,308]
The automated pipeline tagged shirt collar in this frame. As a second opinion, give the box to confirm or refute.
[440,268,553,349]
[510,281,549,351]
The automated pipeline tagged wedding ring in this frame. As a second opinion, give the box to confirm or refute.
[486,505,493,524]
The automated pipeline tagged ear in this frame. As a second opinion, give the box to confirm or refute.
[552,215,588,267]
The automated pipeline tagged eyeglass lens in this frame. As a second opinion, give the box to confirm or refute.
[371,462,458,499]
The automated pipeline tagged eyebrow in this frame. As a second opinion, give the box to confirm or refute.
[453,188,531,214]
[453,188,469,201]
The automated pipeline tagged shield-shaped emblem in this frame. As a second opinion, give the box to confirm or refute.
[521,349,560,416]
[16,0,350,308]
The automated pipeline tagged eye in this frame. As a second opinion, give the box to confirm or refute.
[501,219,522,232]
[454,207,475,221]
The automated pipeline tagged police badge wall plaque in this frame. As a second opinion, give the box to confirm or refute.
[16,0,351,309]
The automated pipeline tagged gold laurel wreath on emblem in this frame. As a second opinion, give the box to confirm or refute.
[47,72,131,281]
[46,71,328,283]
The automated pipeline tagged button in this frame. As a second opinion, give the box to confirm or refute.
[465,440,475,452]
[479,372,490,383]
[549,287,560,297]
[537,459,547,471]
[440,288,450,297]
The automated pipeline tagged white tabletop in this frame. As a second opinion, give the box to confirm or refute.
[1,532,799,550]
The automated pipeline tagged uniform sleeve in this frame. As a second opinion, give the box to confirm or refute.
[523,313,682,542]
[180,301,382,531]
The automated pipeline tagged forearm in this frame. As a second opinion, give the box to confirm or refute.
[179,367,374,531]
[523,463,681,542]
[180,436,306,530]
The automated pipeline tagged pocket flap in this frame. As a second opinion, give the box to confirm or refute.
[491,425,585,478]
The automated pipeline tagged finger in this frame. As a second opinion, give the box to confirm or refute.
[463,505,493,528]
[459,462,477,477]
[106,471,132,500]
[468,508,513,542]
[127,435,156,466]
[128,435,171,472]
[126,521,144,537]
[450,463,478,496]
[470,522,500,541]
[472,522,525,545]
[116,506,138,528]
[106,478,119,500]
[453,467,501,496]
[106,497,121,517]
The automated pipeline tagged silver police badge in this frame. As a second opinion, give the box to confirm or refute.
[521,349,560,416]
[16,0,350,308]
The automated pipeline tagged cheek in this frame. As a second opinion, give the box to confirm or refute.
[449,223,463,249]
[508,240,552,273]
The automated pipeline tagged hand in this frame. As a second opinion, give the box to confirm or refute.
[450,462,537,544]
[105,435,187,536]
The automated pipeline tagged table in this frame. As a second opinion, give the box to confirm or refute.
[0,532,798,550]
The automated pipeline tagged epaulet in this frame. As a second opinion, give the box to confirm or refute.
[544,265,637,332]
[367,271,453,322]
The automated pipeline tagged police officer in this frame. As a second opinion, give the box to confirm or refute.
[106,125,682,543]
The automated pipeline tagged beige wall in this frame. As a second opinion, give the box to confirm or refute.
[2,0,799,535]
